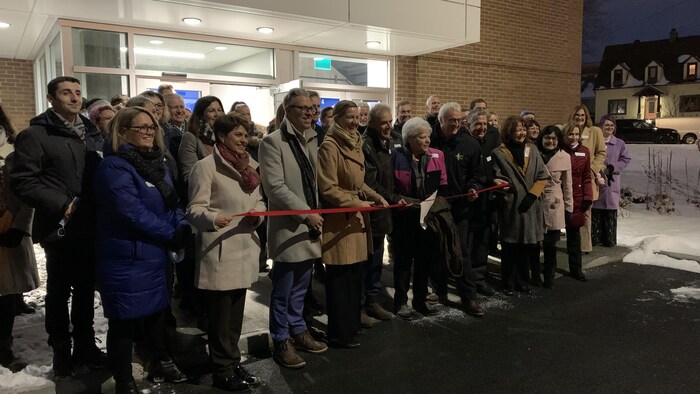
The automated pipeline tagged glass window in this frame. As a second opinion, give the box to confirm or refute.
[299,53,389,88]
[608,99,626,114]
[72,28,128,68]
[133,35,274,79]
[49,35,63,77]
[648,66,657,83]
[688,62,697,79]
[612,69,623,86]
[74,73,129,100]
[679,95,700,112]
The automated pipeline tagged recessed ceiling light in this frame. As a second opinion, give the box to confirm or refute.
[214,46,227,51]
[256,27,274,34]
[0,22,10,29]
[149,40,164,45]
[366,41,381,49]
[182,17,202,26]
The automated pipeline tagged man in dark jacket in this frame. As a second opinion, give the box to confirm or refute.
[424,95,441,127]
[393,100,412,135]
[429,102,487,317]
[464,108,499,296]
[361,104,405,324]
[9,76,106,377]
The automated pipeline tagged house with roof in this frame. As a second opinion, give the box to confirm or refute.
[594,29,700,123]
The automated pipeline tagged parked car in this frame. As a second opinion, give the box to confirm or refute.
[614,119,680,144]
[654,117,700,144]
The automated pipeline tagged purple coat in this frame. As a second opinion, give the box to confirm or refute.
[593,135,631,210]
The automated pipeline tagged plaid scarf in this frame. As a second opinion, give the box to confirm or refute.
[51,109,86,142]
[199,122,216,146]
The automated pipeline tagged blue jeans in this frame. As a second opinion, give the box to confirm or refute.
[268,260,313,342]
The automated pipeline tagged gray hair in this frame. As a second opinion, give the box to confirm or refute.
[307,90,320,99]
[357,102,370,110]
[368,103,391,123]
[402,117,431,143]
[467,108,488,126]
[438,102,462,123]
[126,95,152,108]
[426,95,440,106]
[282,88,310,108]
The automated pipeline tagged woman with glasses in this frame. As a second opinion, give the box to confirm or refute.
[317,100,387,348]
[566,104,606,254]
[491,115,549,295]
[95,107,190,393]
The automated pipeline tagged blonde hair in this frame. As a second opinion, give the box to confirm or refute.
[110,106,165,153]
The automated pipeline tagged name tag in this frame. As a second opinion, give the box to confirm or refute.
[145,181,156,187]
[575,152,586,157]
[524,147,530,158]
[431,153,439,159]
[486,155,492,162]
[97,151,104,158]
[394,144,402,148]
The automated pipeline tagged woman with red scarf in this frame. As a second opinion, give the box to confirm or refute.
[187,114,266,392]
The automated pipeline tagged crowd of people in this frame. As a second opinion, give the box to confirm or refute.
[0,78,632,393]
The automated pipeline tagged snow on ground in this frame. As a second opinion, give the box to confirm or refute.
[0,365,52,391]
[670,287,700,303]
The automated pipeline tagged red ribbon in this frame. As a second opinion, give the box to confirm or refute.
[234,182,510,217]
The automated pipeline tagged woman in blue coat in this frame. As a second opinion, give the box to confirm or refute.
[95,107,190,393]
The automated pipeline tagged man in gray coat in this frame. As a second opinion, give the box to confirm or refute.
[259,88,328,369]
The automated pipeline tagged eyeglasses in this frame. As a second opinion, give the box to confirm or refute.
[289,105,314,114]
[574,113,586,118]
[127,125,158,134]
[446,118,462,125]
[152,103,164,109]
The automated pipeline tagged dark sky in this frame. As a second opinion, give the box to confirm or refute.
[583,0,700,63]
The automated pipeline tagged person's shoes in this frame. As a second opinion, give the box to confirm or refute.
[327,339,361,349]
[0,347,27,372]
[115,377,139,394]
[425,293,439,305]
[273,339,306,369]
[476,283,496,296]
[570,271,588,282]
[16,298,35,315]
[360,310,380,328]
[395,304,413,320]
[292,331,328,354]
[51,340,73,379]
[501,287,515,296]
[413,302,439,317]
[72,340,108,369]
[148,358,188,383]
[234,364,261,387]
[365,303,394,320]
[462,300,485,317]
[213,373,251,392]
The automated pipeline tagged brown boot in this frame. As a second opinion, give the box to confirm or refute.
[360,309,380,328]
[292,331,328,354]
[365,303,394,321]
[273,339,306,369]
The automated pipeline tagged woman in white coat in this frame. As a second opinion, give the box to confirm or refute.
[187,114,266,392]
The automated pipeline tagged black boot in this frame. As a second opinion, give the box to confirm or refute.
[148,358,188,383]
[529,244,543,286]
[50,339,73,379]
[542,242,558,288]
[115,377,139,394]
[73,338,108,369]
[0,337,27,372]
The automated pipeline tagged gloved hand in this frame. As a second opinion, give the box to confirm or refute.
[0,229,27,248]
[564,210,572,224]
[581,200,593,212]
[168,225,192,250]
[606,164,615,186]
[517,193,537,214]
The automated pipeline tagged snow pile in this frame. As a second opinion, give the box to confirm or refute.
[622,234,700,274]
[670,286,700,302]
[0,364,53,390]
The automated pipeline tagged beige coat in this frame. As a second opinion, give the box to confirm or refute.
[318,132,383,265]
[258,120,322,263]
[187,147,266,291]
[0,148,39,295]
[542,150,573,231]
[580,126,607,200]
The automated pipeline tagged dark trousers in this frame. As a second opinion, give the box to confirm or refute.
[325,263,363,343]
[542,230,561,284]
[392,229,439,309]
[43,239,96,346]
[203,288,246,377]
[0,294,16,342]
[269,260,312,342]
[175,234,197,310]
[257,220,268,271]
[566,226,583,273]
[362,235,385,306]
[528,243,542,283]
[501,243,537,290]
[452,220,478,301]
[591,208,618,247]
[470,223,491,283]
[107,309,168,383]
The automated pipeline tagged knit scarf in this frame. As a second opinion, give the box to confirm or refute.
[216,143,260,194]
[284,119,317,209]
[504,141,525,167]
[199,122,216,146]
[52,109,86,142]
[327,122,362,151]
[116,147,179,210]
[540,147,558,164]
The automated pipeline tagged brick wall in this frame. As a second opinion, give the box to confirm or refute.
[395,0,584,126]
[0,58,36,130]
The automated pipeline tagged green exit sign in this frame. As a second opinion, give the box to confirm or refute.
[314,58,331,70]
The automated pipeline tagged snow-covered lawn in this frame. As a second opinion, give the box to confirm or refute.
[1,144,699,390]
